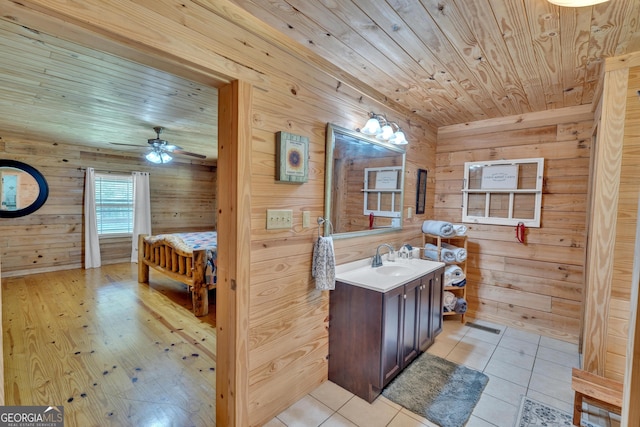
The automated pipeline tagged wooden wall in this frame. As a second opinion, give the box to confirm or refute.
[248,94,434,426]
[583,54,640,383]
[0,135,216,277]
[602,65,639,381]
[1,1,437,425]
[435,105,594,342]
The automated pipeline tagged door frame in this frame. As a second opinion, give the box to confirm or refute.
[0,2,249,423]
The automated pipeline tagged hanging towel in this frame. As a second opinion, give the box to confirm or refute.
[444,265,465,286]
[421,220,456,237]
[312,236,336,290]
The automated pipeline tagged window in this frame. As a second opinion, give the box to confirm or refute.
[462,158,544,227]
[95,173,133,235]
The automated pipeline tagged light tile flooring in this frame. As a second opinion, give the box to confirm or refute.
[266,318,621,427]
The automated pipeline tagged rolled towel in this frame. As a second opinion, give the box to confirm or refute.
[421,220,455,237]
[444,265,465,286]
[442,242,467,262]
[424,243,463,263]
[453,224,468,236]
[454,298,467,314]
[451,278,466,287]
[422,243,440,261]
[443,291,457,312]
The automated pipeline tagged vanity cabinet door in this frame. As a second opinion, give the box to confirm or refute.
[431,268,444,337]
[417,272,434,351]
[401,278,421,367]
[381,285,403,386]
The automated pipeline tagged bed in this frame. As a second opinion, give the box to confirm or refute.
[137,231,217,316]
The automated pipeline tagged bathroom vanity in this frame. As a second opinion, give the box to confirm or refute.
[328,258,445,403]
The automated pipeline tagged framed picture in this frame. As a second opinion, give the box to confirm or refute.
[276,131,309,183]
[416,168,427,214]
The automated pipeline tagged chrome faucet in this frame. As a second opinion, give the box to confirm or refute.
[372,243,395,268]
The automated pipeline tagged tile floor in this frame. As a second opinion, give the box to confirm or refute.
[265,318,621,427]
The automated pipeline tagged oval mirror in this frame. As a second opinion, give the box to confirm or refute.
[0,159,49,218]
[324,123,406,238]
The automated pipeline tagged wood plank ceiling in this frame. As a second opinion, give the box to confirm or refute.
[0,18,220,162]
[0,0,639,161]
[230,0,640,127]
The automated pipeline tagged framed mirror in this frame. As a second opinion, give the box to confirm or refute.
[324,123,406,238]
[0,159,49,218]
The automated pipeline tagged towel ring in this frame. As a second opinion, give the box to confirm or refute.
[317,217,333,237]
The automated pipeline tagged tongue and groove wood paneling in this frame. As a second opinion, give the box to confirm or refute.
[436,105,594,343]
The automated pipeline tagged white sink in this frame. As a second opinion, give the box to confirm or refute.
[335,256,444,292]
[374,265,413,277]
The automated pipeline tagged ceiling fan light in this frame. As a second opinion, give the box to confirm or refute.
[547,0,609,6]
[145,151,162,164]
[160,152,172,163]
[361,117,382,135]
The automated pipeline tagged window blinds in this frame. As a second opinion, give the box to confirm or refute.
[94,173,133,235]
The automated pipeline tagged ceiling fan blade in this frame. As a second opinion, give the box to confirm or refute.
[173,148,207,159]
[110,142,144,148]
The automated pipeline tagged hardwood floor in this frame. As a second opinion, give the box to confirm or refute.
[2,263,217,427]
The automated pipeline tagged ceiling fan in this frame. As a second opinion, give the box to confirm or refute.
[111,126,206,164]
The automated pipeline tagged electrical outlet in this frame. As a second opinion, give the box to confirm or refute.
[266,209,293,229]
[302,211,310,228]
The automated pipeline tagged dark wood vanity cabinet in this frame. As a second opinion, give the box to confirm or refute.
[328,267,444,403]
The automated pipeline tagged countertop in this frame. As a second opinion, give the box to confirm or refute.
[335,256,444,292]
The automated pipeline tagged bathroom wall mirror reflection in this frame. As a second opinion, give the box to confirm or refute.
[324,123,406,238]
[0,159,49,218]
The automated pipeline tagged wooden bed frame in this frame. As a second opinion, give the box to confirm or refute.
[137,234,215,316]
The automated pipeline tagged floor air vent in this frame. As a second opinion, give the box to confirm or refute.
[465,322,501,334]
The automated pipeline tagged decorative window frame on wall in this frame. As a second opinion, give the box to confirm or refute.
[461,158,544,227]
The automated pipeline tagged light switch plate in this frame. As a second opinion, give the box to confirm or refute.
[266,209,293,229]
[302,211,310,228]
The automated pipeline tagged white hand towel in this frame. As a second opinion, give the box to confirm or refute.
[312,236,336,290]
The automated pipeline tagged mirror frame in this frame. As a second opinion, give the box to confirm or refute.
[0,159,49,218]
[324,123,406,239]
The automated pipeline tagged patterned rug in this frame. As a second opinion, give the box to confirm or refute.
[516,396,602,427]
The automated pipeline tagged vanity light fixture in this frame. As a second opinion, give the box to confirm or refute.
[360,112,409,145]
[547,0,609,6]
[145,149,173,164]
